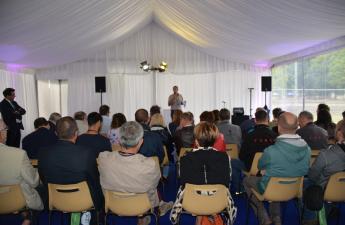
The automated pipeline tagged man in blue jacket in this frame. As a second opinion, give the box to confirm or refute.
[243,112,310,225]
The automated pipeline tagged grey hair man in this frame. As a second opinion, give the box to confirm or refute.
[297,111,328,150]
[217,108,242,147]
[98,121,165,225]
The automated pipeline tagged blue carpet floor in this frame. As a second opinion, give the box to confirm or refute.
[1,163,344,225]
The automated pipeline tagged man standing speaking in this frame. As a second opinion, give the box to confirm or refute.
[168,85,184,118]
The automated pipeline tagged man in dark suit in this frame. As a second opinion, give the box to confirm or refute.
[22,117,58,159]
[0,88,26,147]
[38,117,103,214]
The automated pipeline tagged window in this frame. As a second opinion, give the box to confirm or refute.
[272,47,345,123]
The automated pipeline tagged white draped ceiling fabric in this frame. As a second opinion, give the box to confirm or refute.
[1,0,345,125]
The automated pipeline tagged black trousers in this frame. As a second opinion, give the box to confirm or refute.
[6,128,21,147]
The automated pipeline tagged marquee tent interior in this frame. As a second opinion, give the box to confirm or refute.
[1,0,345,135]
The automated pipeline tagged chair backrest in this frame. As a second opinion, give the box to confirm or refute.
[161,146,169,166]
[48,181,94,212]
[178,148,193,161]
[248,152,263,176]
[324,172,345,202]
[182,183,228,216]
[0,184,26,214]
[263,177,303,201]
[104,190,152,216]
[311,150,320,157]
[225,144,239,159]
[30,159,38,167]
[112,144,122,151]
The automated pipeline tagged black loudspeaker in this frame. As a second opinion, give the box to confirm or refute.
[232,115,250,126]
[95,77,106,93]
[261,76,272,92]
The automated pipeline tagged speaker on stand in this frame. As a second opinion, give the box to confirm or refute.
[95,76,106,105]
[261,76,272,112]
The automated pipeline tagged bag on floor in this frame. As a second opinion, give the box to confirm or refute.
[200,215,225,225]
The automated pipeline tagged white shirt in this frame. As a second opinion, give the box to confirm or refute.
[168,93,184,110]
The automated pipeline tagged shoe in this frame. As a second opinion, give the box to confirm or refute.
[138,216,151,225]
[159,201,173,216]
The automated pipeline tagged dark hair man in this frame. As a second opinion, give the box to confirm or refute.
[135,109,164,163]
[76,112,111,158]
[0,88,26,147]
[22,117,57,159]
[38,116,104,215]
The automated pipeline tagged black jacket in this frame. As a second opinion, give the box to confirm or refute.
[297,122,328,150]
[239,124,277,171]
[180,148,230,187]
[22,127,58,159]
[174,125,195,154]
[138,124,164,163]
[38,140,103,210]
[0,99,26,130]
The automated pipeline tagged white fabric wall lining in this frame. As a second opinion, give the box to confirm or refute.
[0,68,38,137]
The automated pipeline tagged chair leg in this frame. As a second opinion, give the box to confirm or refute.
[336,203,341,225]
[104,213,107,225]
[294,199,302,225]
[245,194,251,225]
[48,211,52,225]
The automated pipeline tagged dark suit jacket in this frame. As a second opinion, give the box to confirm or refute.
[38,140,103,210]
[22,127,58,159]
[138,123,164,163]
[0,99,26,130]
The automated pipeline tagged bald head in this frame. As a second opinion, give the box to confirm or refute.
[278,112,298,134]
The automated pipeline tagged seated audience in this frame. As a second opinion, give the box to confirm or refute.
[107,113,127,145]
[98,121,169,225]
[150,105,161,117]
[315,109,336,143]
[270,107,283,135]
[76,112,111,158]
[212,109,220,124]
[269,108,282,128]
[316,103,330,113]
[135,109,164,162]
[22,117,57,159]
[173,112,195,154]
[171,122,236,225]
[217,108,242,147]
[48,112,61,133]
[74,111,88,134]
[240,107,265,139]
[200,111,226,151]
[308,119,345,189]
[99,105,111,136]
[297,111,328,150]
[168,109,182,136]
[150,113,174,161]
[243,112,310,225]
[239,109,277,171]
[0,119,43,225]
[342,110,345,121]
[38,117,103,216]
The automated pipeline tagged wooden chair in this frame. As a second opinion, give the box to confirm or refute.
[226,144,239,159]
[30,159,38,168]
[323,172,345,224]
[246,176,303,225]
[0,184,26,214]
[178,184,229,224]
[48,181,96,225]
[178,147,193,161]
[104,190,158,224]
[242,152,263,177]
[310,150,320,166]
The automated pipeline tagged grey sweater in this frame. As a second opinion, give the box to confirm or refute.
[308,144,345,189]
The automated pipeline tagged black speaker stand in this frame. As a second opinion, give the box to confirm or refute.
[100,91,103,105]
